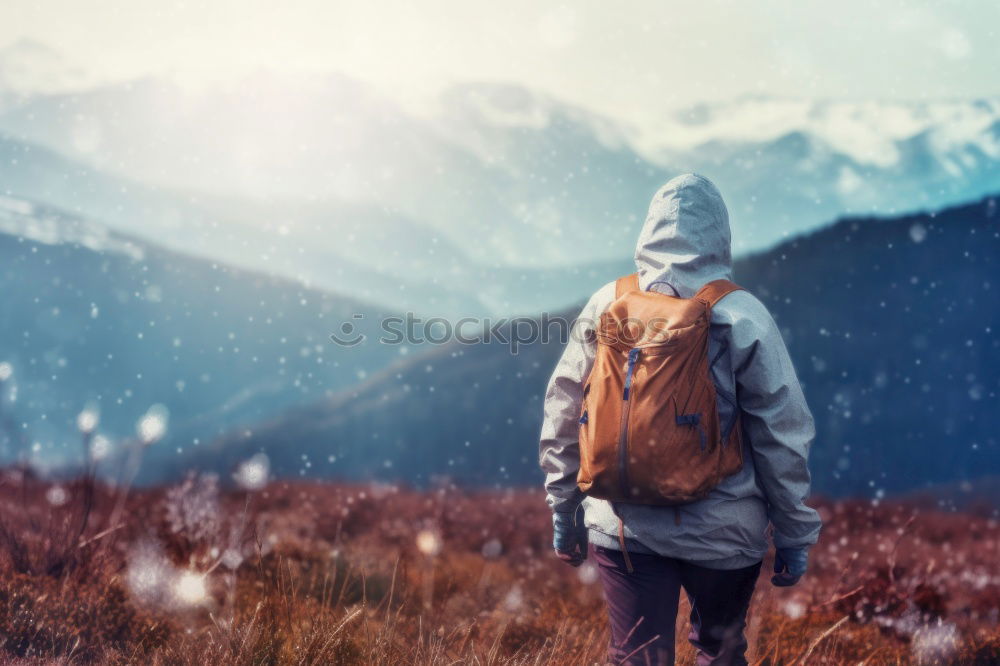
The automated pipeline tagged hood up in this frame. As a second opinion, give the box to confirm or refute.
[634,173,733,298]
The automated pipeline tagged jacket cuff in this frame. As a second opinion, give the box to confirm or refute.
[547,492,585,516]
[773,528,820,550]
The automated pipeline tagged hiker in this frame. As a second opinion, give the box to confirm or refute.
[539,173,821,666]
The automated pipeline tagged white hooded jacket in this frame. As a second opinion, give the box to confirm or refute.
[539,173,821,569]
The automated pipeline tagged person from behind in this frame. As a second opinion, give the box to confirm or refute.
[539,173,821,665]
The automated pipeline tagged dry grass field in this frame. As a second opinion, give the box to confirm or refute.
[0,468,998,665]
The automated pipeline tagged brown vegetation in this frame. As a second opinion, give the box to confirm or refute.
[0,468,997,665]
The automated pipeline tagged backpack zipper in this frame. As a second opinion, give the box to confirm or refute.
[618,348,640,497]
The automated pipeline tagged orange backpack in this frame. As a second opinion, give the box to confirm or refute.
[577,274,744,505]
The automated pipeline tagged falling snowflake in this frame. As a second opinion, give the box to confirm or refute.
[782,600,807,619]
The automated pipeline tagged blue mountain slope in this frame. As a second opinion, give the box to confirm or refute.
[0,197,402,471]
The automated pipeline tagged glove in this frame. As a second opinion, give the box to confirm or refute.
[552,507,588,567]
[771,547,809,587]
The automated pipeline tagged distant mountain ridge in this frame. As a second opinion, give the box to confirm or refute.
[184,194,1000,497]
[645,95,1000,164]
[0,53,998,290]
[0,134,631,318]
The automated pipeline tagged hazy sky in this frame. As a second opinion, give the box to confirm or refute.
[4,0,999,127]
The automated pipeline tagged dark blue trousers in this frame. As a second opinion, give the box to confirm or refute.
[592,545,761,666]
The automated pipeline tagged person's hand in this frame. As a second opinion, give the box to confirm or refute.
[552,508,588,567]
[771,547,809,587]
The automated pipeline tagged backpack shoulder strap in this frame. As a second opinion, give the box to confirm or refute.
[694,279,744,308]
[615,273,640,299]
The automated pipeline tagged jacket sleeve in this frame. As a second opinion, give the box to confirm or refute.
[539,287,609,514]
[729,294,822,549]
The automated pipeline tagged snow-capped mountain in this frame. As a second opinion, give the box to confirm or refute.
[637,96,1000,251]
[642,96,1000,166]
[1,44,999,314]
[441,86,1000,252]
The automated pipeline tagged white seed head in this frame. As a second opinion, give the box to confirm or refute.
[127,543,171,603]
[90,434,112,461]
[912,621,959,665]
[77,406,100,434]
[45,485,68,506]
[416,530,443,557]
[137,404,169,445]
[233,453,270,490]
[174,571,208,606]
[220,548,244,570]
